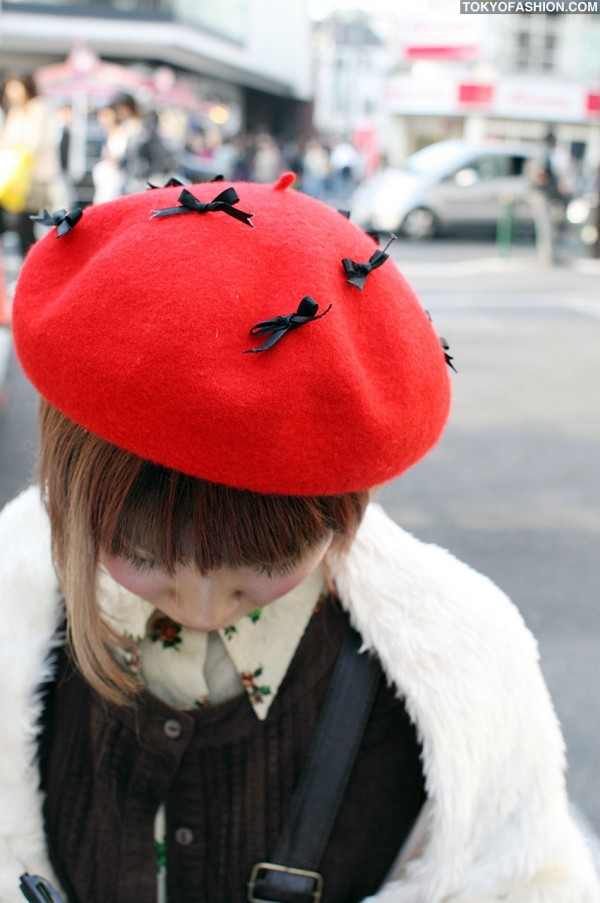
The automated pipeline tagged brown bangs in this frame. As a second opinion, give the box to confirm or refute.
[39,401,368,574]
[37,400,369,704]
[106,467,367,574]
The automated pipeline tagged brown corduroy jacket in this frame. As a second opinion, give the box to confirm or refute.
[39,597,425,903]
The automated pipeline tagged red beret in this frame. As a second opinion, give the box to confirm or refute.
[13,175,451,495]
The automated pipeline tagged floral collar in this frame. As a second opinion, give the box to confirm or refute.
[96,564,326,720]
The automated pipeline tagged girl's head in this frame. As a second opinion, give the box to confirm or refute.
[14,174,452,702]
[39,398,368,702]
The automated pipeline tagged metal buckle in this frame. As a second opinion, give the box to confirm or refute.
[247,861,324,903]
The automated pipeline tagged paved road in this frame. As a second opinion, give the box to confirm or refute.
[383,239,600,833]
[1,236,599,833]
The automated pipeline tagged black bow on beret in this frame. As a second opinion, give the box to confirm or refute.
[152,187,253,226]
[30,207,83,237]
[244,296,332,354]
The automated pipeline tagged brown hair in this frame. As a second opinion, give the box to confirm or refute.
[38,399,369,705]
[1,72,38,106]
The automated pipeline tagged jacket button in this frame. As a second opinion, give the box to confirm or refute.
[174,827,194,846]
[163,718,182,739]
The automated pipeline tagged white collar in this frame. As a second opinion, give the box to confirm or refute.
[97,563,326,719]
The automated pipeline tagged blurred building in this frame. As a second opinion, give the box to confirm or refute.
[312,12,392,174]
[0,0,313,139]
[312,15,389,136]
[313,3,600,167]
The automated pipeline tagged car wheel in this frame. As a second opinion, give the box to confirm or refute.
[401,207,437,240]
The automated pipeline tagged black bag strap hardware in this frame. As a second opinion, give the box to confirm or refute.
[19,874,65,903]
[247,626,381,903]
[248,863,323,903]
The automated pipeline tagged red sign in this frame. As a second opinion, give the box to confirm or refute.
[458,83,494,106]
[586,93,600,116]
[405,45,479,61]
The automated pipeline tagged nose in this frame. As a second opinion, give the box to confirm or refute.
[175,568,245,631]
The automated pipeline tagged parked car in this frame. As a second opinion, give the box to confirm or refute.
[350,139,536,239]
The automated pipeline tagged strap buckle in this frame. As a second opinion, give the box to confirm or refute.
[247,862,323,903]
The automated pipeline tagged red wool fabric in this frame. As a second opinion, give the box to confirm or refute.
[12,175,451,495]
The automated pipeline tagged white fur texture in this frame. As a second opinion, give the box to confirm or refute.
[0,488,598,902]
[0,487,63,902]
[330,504,599,902]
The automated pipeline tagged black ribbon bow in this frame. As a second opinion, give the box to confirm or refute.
[440,337,457,372]
[244,296,332,354]
[151,186,253,226]
[341,234,396,290]
[147,177,186,189]
[30,207,83,237]
[425,310,457,372]
[148,175,224,189]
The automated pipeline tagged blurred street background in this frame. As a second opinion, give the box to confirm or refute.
[1,0,599,835]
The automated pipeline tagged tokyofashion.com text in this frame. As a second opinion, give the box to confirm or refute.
[460,0,597,12]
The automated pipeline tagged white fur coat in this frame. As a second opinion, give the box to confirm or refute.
[0,486,598,903]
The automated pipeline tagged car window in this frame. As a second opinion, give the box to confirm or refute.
[507,154,528,175]
[449,154,529,182]
[471,156,509,180]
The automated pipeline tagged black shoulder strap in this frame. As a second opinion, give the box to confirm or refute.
[248,626,381,903]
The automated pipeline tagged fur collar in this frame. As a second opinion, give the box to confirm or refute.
[0,487,597,902]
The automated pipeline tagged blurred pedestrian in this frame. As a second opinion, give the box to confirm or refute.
[301,136,330,199]
[110,92,147,194]
[112,93,177,194]
[251,132,283,183]
[55,104,77,208]
[593,163,600,259]
[329,136,361,202]
[94,94,174,203]
[527,130,570,264]
[0,73,61,256]
[231,132,255,181]
[92,104,127,203]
